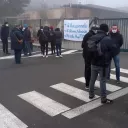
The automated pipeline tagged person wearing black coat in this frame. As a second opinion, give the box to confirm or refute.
[54,28,63,58]
[37,26,49,58]
[23,25,32,56]
[37,26,44,55]
[0,22,10,54]
[89,24,114,104]
[82,28,95,89]
[49,26,56,54]
[107,25,123,84]
[10,25,23,64]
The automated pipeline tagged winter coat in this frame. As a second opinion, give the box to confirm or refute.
[109,32,123,56]
[23,28,31,42]
[55,28,62,44]
[49,30,56,42]
[37,29,49,43]
[90,30,113,67]
[82,30,95,61]
[10,28,23,50]
[0,25,9,40]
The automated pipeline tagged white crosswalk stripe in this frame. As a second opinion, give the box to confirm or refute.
[0,49,78,60]
[62,87,128,119]
[112,68,128,74]
[0,51,41,60]
[75,77,122,92]
[51,83,99,102]
[62,50,78,55]
[18,91,70,117]
[110,74,128,83]
[0,103,28,128]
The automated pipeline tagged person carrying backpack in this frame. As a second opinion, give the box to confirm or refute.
[88,24,114,104]
[37,26,49,58]
[37,26,44,55]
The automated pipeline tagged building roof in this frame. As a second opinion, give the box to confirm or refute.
[63,4,128,18]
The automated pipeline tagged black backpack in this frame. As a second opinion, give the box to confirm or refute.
[87,35,106,57]
[40,30,48,42]
[49,31,55,41]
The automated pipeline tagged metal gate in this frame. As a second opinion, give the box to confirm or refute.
[97,18,128,51]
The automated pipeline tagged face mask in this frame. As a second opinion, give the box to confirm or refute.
[112,29,117,33]
[41,29,43,31]
[6,24,8,27]
[92,30,97,34]
[22,27,25,31]
[107,32,109,35]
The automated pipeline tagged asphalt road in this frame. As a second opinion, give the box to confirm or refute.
[0,43,128,128]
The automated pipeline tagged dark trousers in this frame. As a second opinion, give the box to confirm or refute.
[2,39,8,53]
[56,43,61,56]
[50,41,55,54]
[14,49,22,64]
[84,52,93,87]
[25,41,32,55]
[84,60,91,87]
[40,41,48,55]
[30,43,33,52]
[89,65,108,99]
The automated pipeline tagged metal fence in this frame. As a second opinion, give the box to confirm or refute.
[97,18,128,51]
[1,17,128,51]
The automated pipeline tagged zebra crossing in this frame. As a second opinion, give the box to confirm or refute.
[17,68,128,119]
[0,68,128,127]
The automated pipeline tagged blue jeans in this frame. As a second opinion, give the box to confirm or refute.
[25,41,32,55]
[108,55,120,81]
[89,65,108,99]
[56,43,61,56]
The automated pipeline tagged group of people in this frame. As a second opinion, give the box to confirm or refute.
[37,26,63,58]
[82,23,123,104]
[11,24,34,64]
[0,22,63,64]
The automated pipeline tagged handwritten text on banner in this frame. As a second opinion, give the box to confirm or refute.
[64,20,89,41]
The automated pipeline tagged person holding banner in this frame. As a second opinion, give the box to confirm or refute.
[82,25,99,89]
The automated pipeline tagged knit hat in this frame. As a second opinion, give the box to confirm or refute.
[24,24,28,28]
[49,26,53,30]
[100,24,109,32]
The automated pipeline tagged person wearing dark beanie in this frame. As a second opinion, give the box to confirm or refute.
[88,23,114,104]
[100,24,109,32]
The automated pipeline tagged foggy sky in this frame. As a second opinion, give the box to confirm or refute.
[93,0,128,7]
[29,0,128,8]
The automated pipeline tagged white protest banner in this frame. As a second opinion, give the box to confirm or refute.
[64,20,89,41]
